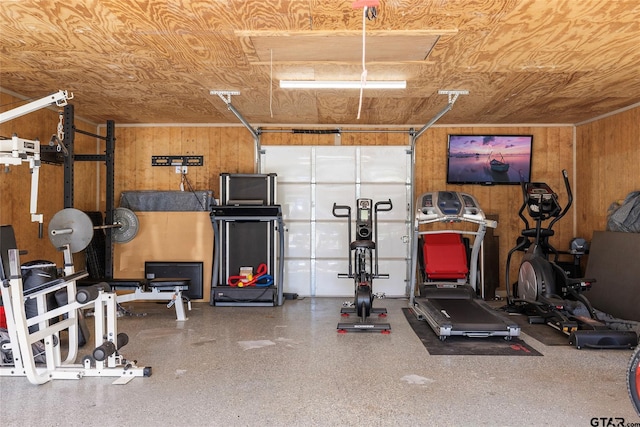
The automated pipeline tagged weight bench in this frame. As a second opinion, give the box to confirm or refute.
[110,278,191,321]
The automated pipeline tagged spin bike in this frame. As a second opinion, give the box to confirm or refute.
[332,198,392,333]
[505,170,637,349]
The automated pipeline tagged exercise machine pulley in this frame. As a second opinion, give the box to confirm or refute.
[48,207,139,252]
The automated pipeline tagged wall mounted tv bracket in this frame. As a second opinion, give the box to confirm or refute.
[151,155,204,167]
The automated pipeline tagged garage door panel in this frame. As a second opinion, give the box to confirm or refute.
[316,146,357,183]
[316,184,356,221]
[375,222,409,259]
[368,260,408,297]
[278,183,311,221]
[315,259,351,296]
[285,221,311,258]
[283,260,311,296]
[263,147,312,182]
[360,146,410,182]
[316,221,348,258]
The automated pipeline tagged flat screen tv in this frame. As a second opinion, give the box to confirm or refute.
[446,135,533,185]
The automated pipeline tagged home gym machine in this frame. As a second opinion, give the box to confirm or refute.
[332,198,392,333]
[409,191,520,340]
[0,225,151,385]
[505,170,637,349]
[1,90,73,232]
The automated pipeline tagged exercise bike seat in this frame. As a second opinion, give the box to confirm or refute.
[350,240,375,250]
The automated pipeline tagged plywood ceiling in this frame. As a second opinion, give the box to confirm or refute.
[0,0,639,126]
[239,30,449,63]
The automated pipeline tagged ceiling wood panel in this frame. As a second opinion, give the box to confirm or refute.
[1,0,638,125]
[239,30,452,63]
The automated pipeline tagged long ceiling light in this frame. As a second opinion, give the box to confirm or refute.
[280,80,406,89]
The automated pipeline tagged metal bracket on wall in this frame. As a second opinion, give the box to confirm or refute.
[151,155,204,166]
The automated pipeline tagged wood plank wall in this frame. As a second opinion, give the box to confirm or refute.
[113,126,253,200]
[575,107,640,239]
[4,91,637,293]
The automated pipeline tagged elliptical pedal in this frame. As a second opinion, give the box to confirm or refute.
[569,330,638,350]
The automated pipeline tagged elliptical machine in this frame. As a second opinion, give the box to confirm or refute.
[505,170,637,349]
[332,198,392,333]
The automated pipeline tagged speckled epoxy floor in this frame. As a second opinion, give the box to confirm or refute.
[1,297,638,426]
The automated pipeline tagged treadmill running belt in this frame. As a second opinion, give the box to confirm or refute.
[429,299,510,331]
[402,308,541,356]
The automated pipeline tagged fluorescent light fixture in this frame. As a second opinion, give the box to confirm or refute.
[280,80,406,89]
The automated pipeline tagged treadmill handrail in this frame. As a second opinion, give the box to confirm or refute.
[416,214,497,229]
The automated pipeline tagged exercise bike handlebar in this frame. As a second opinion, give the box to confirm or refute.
[374,199,393,212]
[332,203,351,218]
[373,200,392,276]
[333,203,353,276]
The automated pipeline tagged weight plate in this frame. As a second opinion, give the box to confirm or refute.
[48,208,94,253]
[112,207,139,243]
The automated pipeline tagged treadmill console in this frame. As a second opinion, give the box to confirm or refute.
[417,191,486,223]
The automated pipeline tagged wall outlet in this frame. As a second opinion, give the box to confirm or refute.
[174,165,188,174]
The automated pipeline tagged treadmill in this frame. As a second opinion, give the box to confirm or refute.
[408,191,520,340]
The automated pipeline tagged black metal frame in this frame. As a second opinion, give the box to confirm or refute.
[62,104,116,278]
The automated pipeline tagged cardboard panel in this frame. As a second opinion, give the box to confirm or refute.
[113,211,213,302]
[584,231,640,321]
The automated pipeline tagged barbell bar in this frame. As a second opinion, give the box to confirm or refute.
[48,207,139,253]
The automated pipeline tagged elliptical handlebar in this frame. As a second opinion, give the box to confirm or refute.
[548,169,572,230]
[517,171,531,230]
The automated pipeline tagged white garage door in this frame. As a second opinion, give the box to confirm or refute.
[261,145,412,297]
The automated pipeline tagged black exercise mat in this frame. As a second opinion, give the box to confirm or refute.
[402,308,542,356]
[510,314,569,346]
